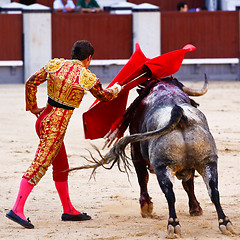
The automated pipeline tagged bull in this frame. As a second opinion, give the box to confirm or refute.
[71,76,234,238]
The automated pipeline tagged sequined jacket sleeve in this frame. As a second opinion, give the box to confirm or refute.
[25,67,47,111]
[78,67,119,102]
[89,79,119,102]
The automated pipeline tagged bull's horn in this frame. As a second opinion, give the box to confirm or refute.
[182,74,208,96]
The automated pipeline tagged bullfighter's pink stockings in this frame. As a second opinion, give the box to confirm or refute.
[12,177,34,221]
[55,181,81,215]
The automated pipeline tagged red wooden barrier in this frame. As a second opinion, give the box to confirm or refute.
[161,11,239,58]
[0,10,239,60]
[52,12,133,59]
[0,14,22,60]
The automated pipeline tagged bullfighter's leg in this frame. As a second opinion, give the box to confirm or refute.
[202,162,234,234]
[131,142,153,218]
[182,170,203,216]
[155,165,181,238]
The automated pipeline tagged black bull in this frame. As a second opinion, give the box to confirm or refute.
[70,77,235,237]
[103,77,234,237]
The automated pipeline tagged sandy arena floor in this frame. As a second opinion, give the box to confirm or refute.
[0,80,239,239]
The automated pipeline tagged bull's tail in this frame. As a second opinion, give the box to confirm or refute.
[103,105,184,171]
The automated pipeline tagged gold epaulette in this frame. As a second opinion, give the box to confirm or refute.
[79,68,97,90]
[71,59,83,67]
[44,58,65,73]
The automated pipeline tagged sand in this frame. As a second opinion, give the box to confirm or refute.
[0,80,239,239]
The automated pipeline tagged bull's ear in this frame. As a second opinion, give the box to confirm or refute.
[190,99,199,108]
[136,85,145,95]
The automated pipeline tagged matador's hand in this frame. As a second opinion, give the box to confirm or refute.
[110,83,122,95]
[30,107,45,118]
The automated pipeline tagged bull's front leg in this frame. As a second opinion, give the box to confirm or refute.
[203,162,234,234]
[155,165,181,238]
[182,170,203,216]
[131,143,153,218]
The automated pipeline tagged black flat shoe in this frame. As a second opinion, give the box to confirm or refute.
[61,212,91,221]
[6,210,34,229]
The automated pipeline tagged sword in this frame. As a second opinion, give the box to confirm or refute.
[121,71,148,88]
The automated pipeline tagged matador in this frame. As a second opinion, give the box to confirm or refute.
[6,40,121,229]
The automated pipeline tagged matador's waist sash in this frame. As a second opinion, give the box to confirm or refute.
[48,97,75,110]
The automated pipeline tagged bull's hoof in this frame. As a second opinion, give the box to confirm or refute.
[189,205,203,216]
[141,202,153,218]
[167,218,181,239]
[219,217,235,235]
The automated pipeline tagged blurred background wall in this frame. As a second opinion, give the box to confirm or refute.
[0,0,239,83]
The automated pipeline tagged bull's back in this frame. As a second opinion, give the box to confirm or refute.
[142,104,217,170]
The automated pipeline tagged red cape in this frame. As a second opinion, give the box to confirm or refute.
[83,44,196,140]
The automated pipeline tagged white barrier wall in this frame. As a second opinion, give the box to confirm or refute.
[0,0,10,6]
[23,4,52,80]
[97,0,126,9]
[221,0,240,10]
[132,3,160,58]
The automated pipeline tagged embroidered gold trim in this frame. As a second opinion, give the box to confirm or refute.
[71,59,83,67]
[45,58,66,73]
[79,68,97,90]
[24,107,73,185]
[28,167,46,185]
